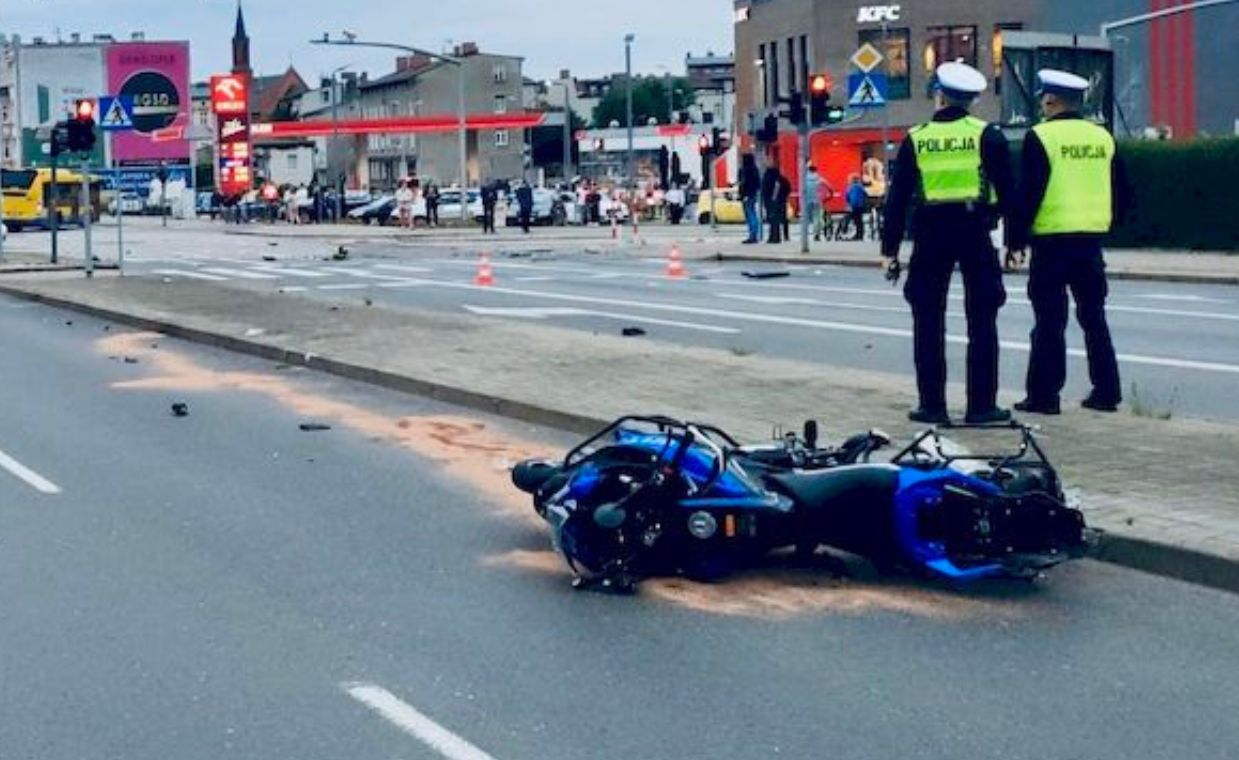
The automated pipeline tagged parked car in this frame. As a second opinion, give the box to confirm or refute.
[439,189,485,222]
[348,196,397,225]
[695,187,795,224]
[505,187,567,227]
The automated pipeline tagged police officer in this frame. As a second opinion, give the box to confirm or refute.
[882,62,1017,425]
[1012,70,1127,415]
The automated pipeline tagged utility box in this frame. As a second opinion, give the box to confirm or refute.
[1000,31,1114,129]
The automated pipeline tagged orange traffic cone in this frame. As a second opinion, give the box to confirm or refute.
[665,245,687,279]
[474,252,495,287]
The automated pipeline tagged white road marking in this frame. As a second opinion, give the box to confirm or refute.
[715,293,819,306]
[201,267,280,280]
[373,264,435,274]
[1106,304,1239,322]
[319,266,408,281]
[152,269,229,281]
[1141,294,1232,304]
[279,286,309,292]
[0,447,61,494]
[413,278,1239,375]
[317,283,370,291]
[376,279,430,288]
[514,276,555,282]
[462,304,740,334]
[248,265,332,278]
[343,682,499,760]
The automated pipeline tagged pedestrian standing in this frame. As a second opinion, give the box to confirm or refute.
[516,182,534,234]
[1013,69,1127,415]
[761,164,782,244]
[881,62,1018,425]
[777,171,792,243]
[666,184,686,225]
[395,180,414,229]
[283,186,298,224]
[846,175,867,241]
[481,181,498,234]
[425,182,440,227]
[740,153,762,244]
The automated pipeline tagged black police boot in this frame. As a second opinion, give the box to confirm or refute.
[1014,398,1062,415]
[908,408,951,425]
[1081,393,1121,413]
[965,407,1013,425]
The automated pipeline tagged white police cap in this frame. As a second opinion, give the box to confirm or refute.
[1037,69,1090,96]
[934,62,988,98]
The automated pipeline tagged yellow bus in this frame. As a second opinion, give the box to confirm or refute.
[2,167,103,231]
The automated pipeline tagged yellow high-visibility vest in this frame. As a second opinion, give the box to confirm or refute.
[1031,119,1115,235]
[911,116,989,204]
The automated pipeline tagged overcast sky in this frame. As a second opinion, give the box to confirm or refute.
[2,0,734,83]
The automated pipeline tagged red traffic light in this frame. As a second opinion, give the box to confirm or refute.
[74,99,95,121]
[810,74,831,95]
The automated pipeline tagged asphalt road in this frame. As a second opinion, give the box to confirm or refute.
[3,294,1239,759]
[130,244,1239,422]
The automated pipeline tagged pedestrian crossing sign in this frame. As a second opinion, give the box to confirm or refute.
[98,96,135,131]
[847,73,888,108]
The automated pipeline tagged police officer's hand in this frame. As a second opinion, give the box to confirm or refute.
[1004,248,1027,272]
[883,257,902,286]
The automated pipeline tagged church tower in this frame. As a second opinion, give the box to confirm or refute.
[231,1,251,75]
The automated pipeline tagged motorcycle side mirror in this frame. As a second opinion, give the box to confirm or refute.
[869,429,892,447]
[803,420,819,450]
[594,503,628,529]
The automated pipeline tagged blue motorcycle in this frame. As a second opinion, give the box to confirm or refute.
[512,416,1090,592]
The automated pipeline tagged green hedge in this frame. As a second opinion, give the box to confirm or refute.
[1111,138,1239,251]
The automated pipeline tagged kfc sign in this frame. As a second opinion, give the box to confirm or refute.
[857,5,901,23]
[210,74,249,115]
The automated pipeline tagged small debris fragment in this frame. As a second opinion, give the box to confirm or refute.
[244,328,265,337]
[299,423,332,432]
[262,254,277,262]
[65,320,74,326]
[103,325,111,331]
[274,364,292,371]
[123,356,139,364]
[742,270,791,280]
[328,305,340,312]
[333,245,350,261]
[621,326,647,337]
[171,403,190,418]
[266,242,279,247]
[363,297,373,307]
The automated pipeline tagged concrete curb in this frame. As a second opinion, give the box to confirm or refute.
[705,253,1239,287]
[2,281,1236,595]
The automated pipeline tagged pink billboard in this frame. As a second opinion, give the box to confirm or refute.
[105,41,191,163]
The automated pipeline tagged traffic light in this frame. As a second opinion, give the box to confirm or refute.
[809,73,832,126]
[824,105,847,125]
[65,99,97,154]
[782,92,805,126]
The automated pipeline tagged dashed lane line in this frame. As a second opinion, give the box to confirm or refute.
[0,447,62,494]
[343,682,500,760]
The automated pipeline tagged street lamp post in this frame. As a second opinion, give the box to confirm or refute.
[329,63,351,221]
[624,33,635,190]
[312,35,469,221]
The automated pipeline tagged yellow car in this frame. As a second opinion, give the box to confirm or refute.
[696,186,796,224]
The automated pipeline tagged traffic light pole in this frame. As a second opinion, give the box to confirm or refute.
[798,120,810,254]
[81,161,93,279]
[49,152,59,264]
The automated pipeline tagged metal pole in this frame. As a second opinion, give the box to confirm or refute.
[333,71,342,221]
[81,164,93,278]
[160,174,167,227]
[49,152,59,264]
[880,21,891,198]
[458,64,468,220]
[117,182,124,273]
[562,83,572,181]
[1101,0,1237,35]
[798,120,809,253]
[0,164,6,262]
[625,34,635,190]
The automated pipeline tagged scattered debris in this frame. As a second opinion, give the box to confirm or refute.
[262,254,277,262]
[328,305,340,312]
[621,326,647,337]
[742,270,791,280]
[243,328,265,338]
[123,356,139,364]
[299,423,332,432]
[363,297,373,307]
[150,343,160,350]
[161,277,173,284]
[65,320,73,326]
[864,344,874,351]
[266,242,279,247]
[333,245,350,261]
[171,403,190,418]
[103,325,111,331]
[274,364,293,371]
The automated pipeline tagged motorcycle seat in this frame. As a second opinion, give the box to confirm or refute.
[766,465,900,513]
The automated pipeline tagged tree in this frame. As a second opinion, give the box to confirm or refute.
[592,77,696,129]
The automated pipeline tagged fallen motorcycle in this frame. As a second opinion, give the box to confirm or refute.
[512,415,1090,592]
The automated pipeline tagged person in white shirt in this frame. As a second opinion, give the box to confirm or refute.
[395,180,414,228]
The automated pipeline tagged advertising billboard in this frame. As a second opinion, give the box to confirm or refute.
[105,41,191,164]
[16,44,107,166]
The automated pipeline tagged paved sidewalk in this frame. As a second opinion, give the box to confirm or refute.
[2,271,1238,592]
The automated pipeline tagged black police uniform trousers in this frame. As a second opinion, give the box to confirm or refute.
[1025,237,1122,404]
[905,217,1006,414]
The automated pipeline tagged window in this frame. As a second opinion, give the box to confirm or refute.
[494,129,509,147]
[493,64,508,84]
[992,23,1024,93]
[858,27,910,100]
[924,25,978,94]
[287,153,298,170]
[493,94,507,114]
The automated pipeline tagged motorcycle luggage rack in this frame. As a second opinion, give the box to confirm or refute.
[890,422,1055,476]
[565,415,740,468]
